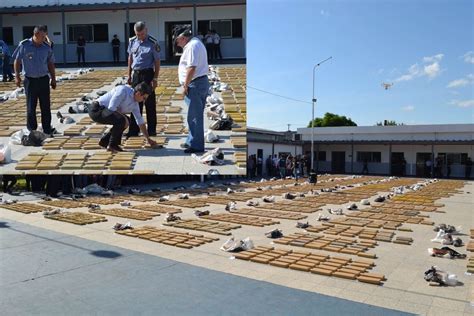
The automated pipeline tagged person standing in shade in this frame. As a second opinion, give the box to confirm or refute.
[362,159,369,174]
[465,157,472,179]
[0,40,14,82]
[174,26,209,154]
[111,34,120,64]
[14,25,57,136]
[213,30,222,60]
[76,33,86,66]
[88,82,158,153]
[266,155,273,177]
[127,21,160,137]
[205,30,214,60]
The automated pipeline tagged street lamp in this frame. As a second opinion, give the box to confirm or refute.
[311,56,332,170]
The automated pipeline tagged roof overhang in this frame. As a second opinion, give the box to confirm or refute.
[1,0,245,14]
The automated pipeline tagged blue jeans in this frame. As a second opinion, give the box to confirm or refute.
[184,76,209,151]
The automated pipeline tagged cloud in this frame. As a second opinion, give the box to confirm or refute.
[447,73,474,88]
[450,99,474,108]
[462,51,474,64]
[422,54,443,63]
[320,10,330,16]
[402,105,415,111]
[394,54,443,82]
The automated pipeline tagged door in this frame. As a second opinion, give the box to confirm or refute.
[331,151,345,174]
[165,21,192,62]
[391,152,405,176]
[416,153,432,177]
[257,149,263,176]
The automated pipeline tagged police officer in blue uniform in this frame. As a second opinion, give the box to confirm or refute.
[127,21,160,136]
[14,25,57,136]
[89,82,158,152]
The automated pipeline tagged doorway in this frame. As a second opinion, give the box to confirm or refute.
[331,151,345,174]
[165,21,192,62]
[416,152,432,177]
[391,152,405,176]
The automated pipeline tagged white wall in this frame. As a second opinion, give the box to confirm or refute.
[2,4,246,62]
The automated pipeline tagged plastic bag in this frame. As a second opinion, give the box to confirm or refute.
[205,130,219,143]
[220,237,254,252]
[10,129,29,145]
[0,143,12,163]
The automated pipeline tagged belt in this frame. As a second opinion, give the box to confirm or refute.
[133,68,154,73]
[25,75,49,80]
[191,75,207,83]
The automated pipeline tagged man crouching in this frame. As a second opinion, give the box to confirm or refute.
[89,82,158,152]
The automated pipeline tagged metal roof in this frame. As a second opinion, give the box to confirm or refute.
[1,0,245,13]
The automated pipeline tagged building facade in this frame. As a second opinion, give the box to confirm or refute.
[0,0,246,63]
[248,124,474,179]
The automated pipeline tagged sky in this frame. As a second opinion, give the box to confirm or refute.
[247,0,474,130]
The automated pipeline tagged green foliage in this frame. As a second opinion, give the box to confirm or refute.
[307,112,357,127]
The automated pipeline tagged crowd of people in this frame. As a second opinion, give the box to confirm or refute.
[247,154,312,180]
[196,30,222,61]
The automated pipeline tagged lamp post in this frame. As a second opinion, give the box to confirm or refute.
[311,56,332,170]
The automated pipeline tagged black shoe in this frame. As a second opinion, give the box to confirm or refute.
[8,77,14,82]
[125,133,139,138]
[180,143,190,149]
[98,138,109,148]
[107,144,124,153]
[184,148,204,154]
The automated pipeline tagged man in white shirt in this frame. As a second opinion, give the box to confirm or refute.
[213,30,222,60]
[88,82,158,152]
[174,26,209,153]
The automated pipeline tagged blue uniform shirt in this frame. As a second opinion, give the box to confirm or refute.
[98,85,145,125]
[127,35,160,70]
[14,38,55,78]
[0,40,11,57]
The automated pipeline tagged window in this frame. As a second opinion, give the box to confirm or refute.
[68,24,108,43]
[445,153,468,164]
[2,27,14,45]
[125,22,136,38]
[357,152,381,163]
[317,151,326,161]
[210,20,232,37]
[198,19,243,38]
[23,26,39,40]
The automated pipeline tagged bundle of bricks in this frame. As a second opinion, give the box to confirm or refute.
[304,223,410,245]
[230,208,308,220]
[44,211,107,225]
[115,226,219,249]
[0,203,52,214]
[89,208,158,221]
[201,213,279,227]
[273,232,377,257]
[159,199,210,208]
[234,246,385,285]
[39,199,89,208]
[163,219,241,235]
[129,204,182,214]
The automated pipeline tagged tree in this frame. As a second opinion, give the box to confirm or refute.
[307,112,357,127]
[376,120,404,126]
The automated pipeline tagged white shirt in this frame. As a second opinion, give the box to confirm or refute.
[178,37,209,85]
[98,85,145,125]
[213,34,221,45]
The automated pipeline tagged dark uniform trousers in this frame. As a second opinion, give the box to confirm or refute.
[128,68,157,136]
[113,47,120,63]
[88,101,129,146]
[24,76,52,134]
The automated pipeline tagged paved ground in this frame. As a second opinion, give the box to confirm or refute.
[0,220,410,316]
[0,65,246,176]
[0,176,472,315]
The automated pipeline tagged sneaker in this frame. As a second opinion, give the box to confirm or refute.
[180,143,190,149]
